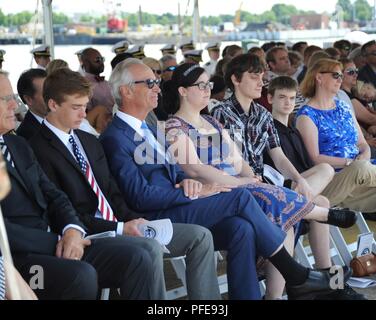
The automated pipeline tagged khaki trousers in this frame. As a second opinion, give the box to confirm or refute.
[322,160,376,213]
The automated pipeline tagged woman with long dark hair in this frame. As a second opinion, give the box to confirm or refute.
[163,61,356,299]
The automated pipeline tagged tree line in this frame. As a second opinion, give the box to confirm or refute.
[0,1,374,29]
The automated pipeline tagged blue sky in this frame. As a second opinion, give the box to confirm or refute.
[1,0,367,16]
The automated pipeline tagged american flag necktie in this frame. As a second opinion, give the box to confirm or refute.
[69,135,116,222]
[0,140,14,168]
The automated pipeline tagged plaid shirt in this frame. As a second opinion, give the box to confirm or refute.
[211,94,280,176]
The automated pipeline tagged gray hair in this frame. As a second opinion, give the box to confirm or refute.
[109,58,144,107]
[159,54,176,69]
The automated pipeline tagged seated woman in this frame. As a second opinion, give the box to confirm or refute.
[163,63,356,300]
[296,58,376,214]
[339,58,376,155]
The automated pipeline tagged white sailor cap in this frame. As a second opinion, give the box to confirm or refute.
[74,47,91,56]
[30,45,50,57]
[184,49,203,62]
[205,42,221,51]
[126,45,145,59]
[112,40,130,54]
[0,49,5,61]
[179,41,195,51]
[160,44,176,55]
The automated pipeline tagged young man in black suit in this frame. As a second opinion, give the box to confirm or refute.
[16,68,48,139]
[28,67,221,300]
[0,70,173,300]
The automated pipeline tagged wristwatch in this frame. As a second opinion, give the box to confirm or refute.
[344,159,353,167]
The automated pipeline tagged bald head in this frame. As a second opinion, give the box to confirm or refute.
[81,48,105,75]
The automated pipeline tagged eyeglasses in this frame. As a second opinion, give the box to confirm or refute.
[133,78,161,89]
[94,56,105,63]
[320,71,344,80]
[188,81,214,91]
[163,66,177,72]
[152,69,162,75]
[366,51,376,57]
[0,93,19,103]
[344,68,359,76]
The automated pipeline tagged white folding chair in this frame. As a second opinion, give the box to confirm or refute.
[330,211,376,266]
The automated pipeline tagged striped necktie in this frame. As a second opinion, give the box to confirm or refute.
[0,140,14,168]
[141,121,170,162]
[68,135,117,222]
[0,257,5,300]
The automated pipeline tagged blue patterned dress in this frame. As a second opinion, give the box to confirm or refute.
[165,115,315,235]
[296,99,359,161]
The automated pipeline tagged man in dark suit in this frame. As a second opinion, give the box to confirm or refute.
[28,68,221,300]
[0,70,168,300]
[16,69,48,139]
[100,58,348,300]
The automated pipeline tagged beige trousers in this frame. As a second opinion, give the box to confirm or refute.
[321,160,376,213]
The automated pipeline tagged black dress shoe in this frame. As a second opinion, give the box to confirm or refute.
[320,208,357,228]
[314,283,367,300]
[286,267,352,300]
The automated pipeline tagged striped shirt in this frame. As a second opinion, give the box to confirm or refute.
[0,256,5,300]
[211,94,281,176]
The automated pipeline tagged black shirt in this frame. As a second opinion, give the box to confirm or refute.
[264,119,314,173]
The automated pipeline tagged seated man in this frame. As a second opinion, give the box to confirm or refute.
[29,67,220,300]
[100,58,350,300]
[0,70,167,300]
[267,75,366,300]
[16,69,48,139]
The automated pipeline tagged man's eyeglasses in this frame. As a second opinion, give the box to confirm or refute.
[187,81,214,91]
[133,78,161,89]
[366,51,376,57]
[163,66,177,72]
[344,68,359,76]
[152,69,162,75]
[94,56,105,63]
[0,93,19,104]
[320,71,344,80]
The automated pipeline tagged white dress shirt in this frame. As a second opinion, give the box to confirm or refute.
[44,120,124,235]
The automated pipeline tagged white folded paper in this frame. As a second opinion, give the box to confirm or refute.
[263,164,284,187]
[347,276,376,288]
[85,230,116,240]
[139,219,173,253]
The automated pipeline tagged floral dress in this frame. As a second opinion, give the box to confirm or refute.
[165,115,315,236]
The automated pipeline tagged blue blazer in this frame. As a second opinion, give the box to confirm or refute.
[100,115,191,213]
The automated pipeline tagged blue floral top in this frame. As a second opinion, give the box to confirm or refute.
[296,99,359,159]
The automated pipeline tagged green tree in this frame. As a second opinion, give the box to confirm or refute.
[53,12,69,25]
[354,0,372,22]
[271,4,298,24]
[336,0,353,21]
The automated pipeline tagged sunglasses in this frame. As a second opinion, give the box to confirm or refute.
[152,69,162,75]
[94,56,105,63]
[133,78,161,89]
[164,66,177,72]
[344,68,359,76]
[320,71,344,80]
[188,81,214,91]
[0,93,19,103]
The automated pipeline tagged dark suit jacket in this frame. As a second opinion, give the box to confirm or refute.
[16,111,42,140]
[100,115,190,214]
[2,134,85,256]
[29,125,134,234]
